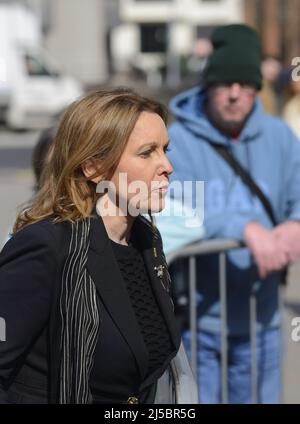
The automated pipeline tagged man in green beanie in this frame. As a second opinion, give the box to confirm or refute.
[202,24,262,89]
[164,24,300,403]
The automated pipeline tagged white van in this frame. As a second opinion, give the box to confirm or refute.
[0,4,83,129]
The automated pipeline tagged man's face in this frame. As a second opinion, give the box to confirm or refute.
[206,82,257,135]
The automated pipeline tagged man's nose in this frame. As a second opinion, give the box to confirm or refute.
[229,83,242,98]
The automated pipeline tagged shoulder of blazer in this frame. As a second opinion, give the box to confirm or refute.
[2,218,71,267]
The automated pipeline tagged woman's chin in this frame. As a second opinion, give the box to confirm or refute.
[148,200,166,214]
[127,196,166,216]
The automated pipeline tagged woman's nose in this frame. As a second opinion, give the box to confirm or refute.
[161,155,173,175]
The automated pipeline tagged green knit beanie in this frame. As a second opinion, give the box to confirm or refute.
[203,24,262,89]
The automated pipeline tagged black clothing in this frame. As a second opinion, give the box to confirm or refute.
[0,214,180,404]
[113,241,173,373]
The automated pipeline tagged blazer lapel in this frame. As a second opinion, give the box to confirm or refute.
[86,215,149,381]
[132,217,181,353]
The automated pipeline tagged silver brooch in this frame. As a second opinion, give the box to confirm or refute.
[154,265,165,279]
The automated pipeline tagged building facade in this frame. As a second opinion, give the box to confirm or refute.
[111,0,244,83]
[2,0,109,86]
[245,0,300,65]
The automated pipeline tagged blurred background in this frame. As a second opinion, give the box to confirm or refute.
[1,0,300,403]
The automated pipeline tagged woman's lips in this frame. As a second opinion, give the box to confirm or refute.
[158,186,168,194]
[152,183,169,194]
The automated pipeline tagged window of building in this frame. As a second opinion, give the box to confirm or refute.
[140,23,167,53]
[24,53,59,77]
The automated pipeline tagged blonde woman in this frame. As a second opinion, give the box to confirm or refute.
[0,88,195,404]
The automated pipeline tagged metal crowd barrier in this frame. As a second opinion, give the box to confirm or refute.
[166,239,284,404]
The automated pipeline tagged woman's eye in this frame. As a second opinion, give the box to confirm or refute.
[140,149,152,158]
[140,145,170,157]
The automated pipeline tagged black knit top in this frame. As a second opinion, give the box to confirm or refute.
[111,239,173,377]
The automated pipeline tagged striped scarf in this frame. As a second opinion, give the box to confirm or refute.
[59,218,100,404]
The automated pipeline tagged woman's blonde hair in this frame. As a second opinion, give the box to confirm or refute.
[13,88,168,234]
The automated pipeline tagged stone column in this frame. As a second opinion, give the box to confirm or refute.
[45,0,108,86]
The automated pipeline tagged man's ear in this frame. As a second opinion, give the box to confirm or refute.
[81,158,101,183]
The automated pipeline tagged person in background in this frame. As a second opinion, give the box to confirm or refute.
[1,125,57,247]
[259,56,282,116]
[32,125,57,192]
[167,24,300,404]
[283,78,300,140]
[155,196,205,332]
[155,196,204,256]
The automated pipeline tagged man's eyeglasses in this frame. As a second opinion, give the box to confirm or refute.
[212,83,257,95]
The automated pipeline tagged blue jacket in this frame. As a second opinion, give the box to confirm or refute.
[155,197,204,255]
[167,87,300,334]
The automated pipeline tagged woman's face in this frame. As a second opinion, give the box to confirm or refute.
[109,111,173,215]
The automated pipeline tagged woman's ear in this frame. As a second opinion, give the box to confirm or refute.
[81,158,101,183]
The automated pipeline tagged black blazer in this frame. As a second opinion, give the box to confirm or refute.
[0,214,180,404]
